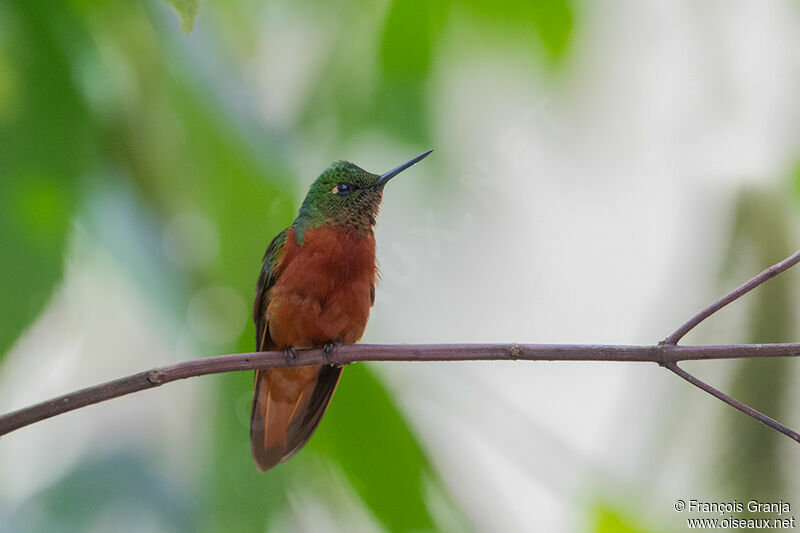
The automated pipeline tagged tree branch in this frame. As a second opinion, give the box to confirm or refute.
[1,342,799,438]
[1,249,799,445]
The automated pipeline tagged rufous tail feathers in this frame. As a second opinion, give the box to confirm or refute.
[250,364,342,471]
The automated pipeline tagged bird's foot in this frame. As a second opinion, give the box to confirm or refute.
[284,346,298,365]
[322,343,339,365]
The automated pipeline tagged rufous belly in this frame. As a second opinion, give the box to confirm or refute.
[266,225,376,349]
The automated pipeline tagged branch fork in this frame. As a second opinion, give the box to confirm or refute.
[660,249,800,443]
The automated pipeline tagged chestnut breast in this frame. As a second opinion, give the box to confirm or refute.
[267,225,377,349]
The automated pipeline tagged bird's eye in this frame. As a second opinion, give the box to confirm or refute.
[335,183,353,195]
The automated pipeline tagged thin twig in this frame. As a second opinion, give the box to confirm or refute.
[663,249,800,345]
[1,342,800,437]
[665,362,800,443]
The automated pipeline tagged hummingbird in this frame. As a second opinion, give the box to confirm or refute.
[250,149,433,471]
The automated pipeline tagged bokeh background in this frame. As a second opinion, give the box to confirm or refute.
[2,0,800,531]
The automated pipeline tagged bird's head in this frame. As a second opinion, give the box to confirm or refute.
[295,150,432,237]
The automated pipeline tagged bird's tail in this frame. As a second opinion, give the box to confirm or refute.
[250,364,343,471]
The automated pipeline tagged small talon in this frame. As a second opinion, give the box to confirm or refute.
[284,346,298,365]
[323,343,338,365]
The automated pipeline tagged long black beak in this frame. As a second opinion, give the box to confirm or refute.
[377,149,433,186]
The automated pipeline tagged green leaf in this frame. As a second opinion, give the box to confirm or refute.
[460,0,575,64]
[165,0,198,33]
[0,1,94,359]
[0,172,76,356]
[380,0,448,79]
[528,0,574,61]
[374,0,449,142]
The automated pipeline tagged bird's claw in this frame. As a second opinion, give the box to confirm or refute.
[323,343,338,365]
[284,346,298,365]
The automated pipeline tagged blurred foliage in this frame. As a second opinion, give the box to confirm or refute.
[298,0,575,147]
[6,453,195,532]
[590,503,664,533]
[0,0,581,530]
[164,0,198,32]
[717,189,796,498]
[461,0,574,62]
[164,0,575,64]
[0,0,93,358]
[794,162,800,203]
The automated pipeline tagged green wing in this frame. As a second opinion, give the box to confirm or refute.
[252,228,288,350]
